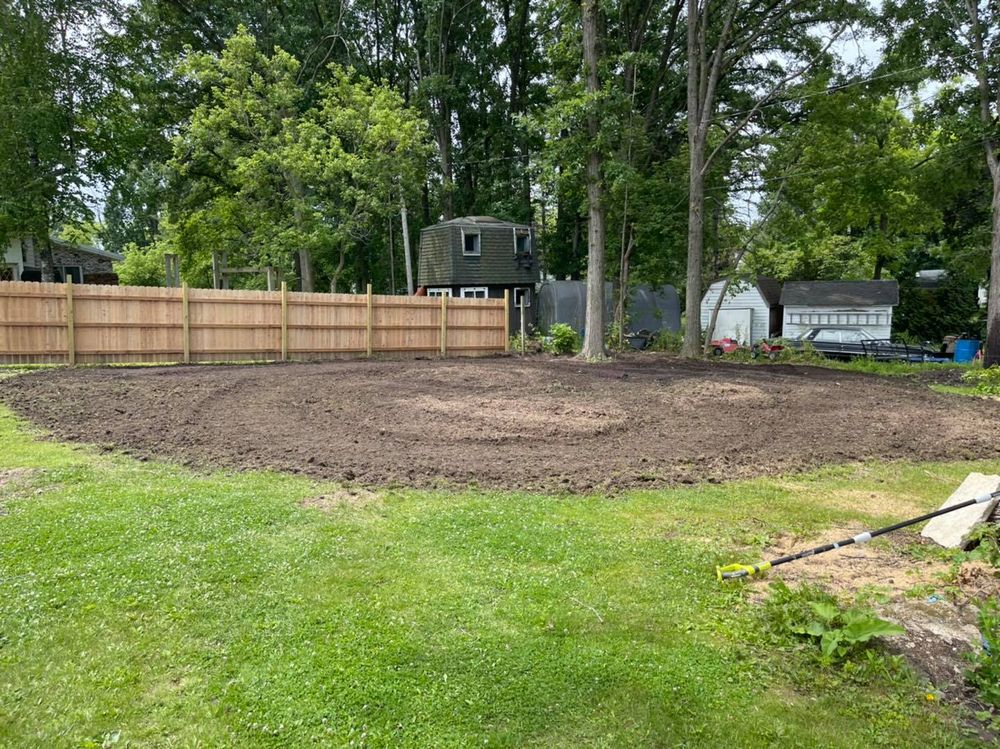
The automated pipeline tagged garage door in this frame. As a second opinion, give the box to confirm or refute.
[714,308,753,343]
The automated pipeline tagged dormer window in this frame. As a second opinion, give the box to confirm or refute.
[514,229,531,255]
[463,229,481,256]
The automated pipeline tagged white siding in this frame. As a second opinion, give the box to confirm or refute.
[782,305,893,340]
[700,280,771,343]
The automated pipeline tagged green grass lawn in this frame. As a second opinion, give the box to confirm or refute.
[0,406,997,748]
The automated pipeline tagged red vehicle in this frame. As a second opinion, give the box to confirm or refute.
[710,338,785,360]
[710,337,742,356]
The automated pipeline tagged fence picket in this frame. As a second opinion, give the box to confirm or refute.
[0,281,505,364]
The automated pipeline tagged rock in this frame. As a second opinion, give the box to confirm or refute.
[921,472,1000,549]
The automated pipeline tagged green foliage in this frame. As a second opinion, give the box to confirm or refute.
[649,329,683,353]
[754,90,943,285]
[543,322,581,355]
[161,28,430,291]
[964,524,1000,568]
[113,243,168,287]
[765,581,905,664]
[962,367,1000,395]
[0,1,104,264]
[966,598,1000,708]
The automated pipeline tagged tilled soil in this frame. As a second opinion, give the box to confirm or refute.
[4,355,1000,492]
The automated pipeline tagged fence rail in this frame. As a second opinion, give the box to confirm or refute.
[0,281,510,364]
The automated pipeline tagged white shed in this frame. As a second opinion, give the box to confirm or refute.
[2,238,29,279]
[780,280,899,340]
[700,276,783,343]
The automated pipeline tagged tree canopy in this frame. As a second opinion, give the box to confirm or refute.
[0,0,997,355]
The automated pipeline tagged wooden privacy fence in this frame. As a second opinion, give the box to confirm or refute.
[0,281,510,364]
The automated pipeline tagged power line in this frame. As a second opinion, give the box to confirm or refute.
[703,49,978,125]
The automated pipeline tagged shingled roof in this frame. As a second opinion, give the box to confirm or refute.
[780,280,899,307]
[755,276,782,307]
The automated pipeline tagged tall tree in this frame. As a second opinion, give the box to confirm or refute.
[754,91,941,281]
[0,0,106,280]
[884,0,1000,364]
[680,0,853,357]
[580,0,606,358]
[160,29,429,291]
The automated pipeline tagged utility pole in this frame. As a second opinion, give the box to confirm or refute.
[401,197,414,295]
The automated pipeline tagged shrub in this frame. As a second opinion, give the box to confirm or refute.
[965,523,1000,567]
[649,330,683,353]
[962,366,1000,395]
[543,323,581,355]
[605,319,627,352]
[764,581,904,665]
[967,597,1000,707]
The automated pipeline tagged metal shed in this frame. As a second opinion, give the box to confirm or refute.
[700,277,782,343]
[537,281,680,341]
[780,280,899,339]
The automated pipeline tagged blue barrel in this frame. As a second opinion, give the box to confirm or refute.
[954,339,980,363]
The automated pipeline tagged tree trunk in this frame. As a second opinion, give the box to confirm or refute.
[680,0,705,358]
[39,235,56,283]
[436,105,454,221]
[579,0,606,360]
[703,275,732,355]
[986,168,1000,367]
[682,133,706,357]
[401,197,414,295]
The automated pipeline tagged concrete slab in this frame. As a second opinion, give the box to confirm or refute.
[921,473,1000,549]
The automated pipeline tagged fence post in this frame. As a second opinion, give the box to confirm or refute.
[440,293,448,356]
[366,283,373,357]
[504,289,511,352]
[280,281,289,361]
[65,278,75,366]
[181,283,191,364]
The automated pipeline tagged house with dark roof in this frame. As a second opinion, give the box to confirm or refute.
[780,280,899,339]
[2,236,123,284]
[417,216,539,331]
[700,276,783,343]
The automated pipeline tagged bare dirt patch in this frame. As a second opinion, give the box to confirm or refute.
[300,488,382,511]
[0,468,39,514]
[0,468,36,490]
[756,525,955,597]
[3,355,1000,492]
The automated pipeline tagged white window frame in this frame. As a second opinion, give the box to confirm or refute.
[514,287,532,308]
[427,288,452,297]
[460,287,488,299]
[513,228,532,256]
[462,229,481,256]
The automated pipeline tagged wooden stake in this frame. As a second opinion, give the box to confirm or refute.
[280,281,288,361]
[440,293,448,356]
[504,289,511,351]
[181,283,190,363]
[520,301,526,355]
[65,278,75,366]
[366,283,374,357]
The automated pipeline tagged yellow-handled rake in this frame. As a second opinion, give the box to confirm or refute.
[716,489,1000,582]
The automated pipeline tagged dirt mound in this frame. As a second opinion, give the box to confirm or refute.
[4,355,1000,492]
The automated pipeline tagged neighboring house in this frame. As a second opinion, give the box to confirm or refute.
[2,236,123,283]
[700,276,783,343]
[780,280,899,340]
[417,216,539,331]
